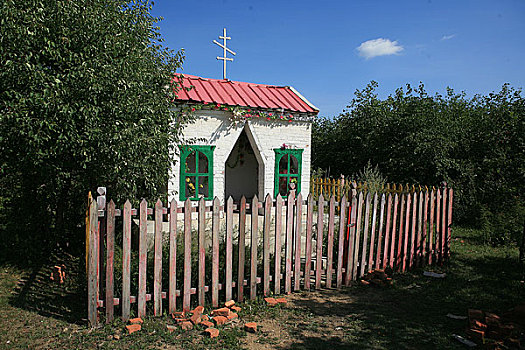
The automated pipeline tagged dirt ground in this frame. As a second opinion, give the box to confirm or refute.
[2,229,524,349]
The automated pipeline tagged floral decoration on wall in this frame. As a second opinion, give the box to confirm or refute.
[179,102,295,124]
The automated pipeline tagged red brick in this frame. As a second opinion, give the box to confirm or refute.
[200,320,214,328]
[485,312,500,319]
[50,265,65,284]
[201,314,210,321]
[211,307,231,317]
[227,313,238,320]
[204,327,220,338]
[468,309,484,322]
[485,313,501,327]
[265,297,278,307]
[360,280,370,286]
[174,318,189,324]
[467,328,485,343]
[180,321,193,330]
[213,316,228,325]
[231,305,242,312]
[225,300,235,308]
[276,298,287,304]
[190,313,202,325]
[244,322,257,333]
[192,305,205,315]
[126,324,141,334]
[166,325,177,333]
[172,311,185,319]
[129,317,143,324]
[471,320,487,330]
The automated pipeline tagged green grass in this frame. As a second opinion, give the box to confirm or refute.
[277,227,525,349]
[0,226,523,349]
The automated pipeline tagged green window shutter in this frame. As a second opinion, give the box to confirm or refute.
[273,148,303,198]
[179,145,215,201]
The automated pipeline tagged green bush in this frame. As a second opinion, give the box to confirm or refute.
[313,82,524,245]
[481,202,525,246]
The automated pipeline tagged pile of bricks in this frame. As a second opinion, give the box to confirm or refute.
[360,269,393,287]
[467,309,522,348]
[264,297,287,307]
[126,317,143,334]
[126,297,289,339]
[169,300,244,338]
[50,265,66,284]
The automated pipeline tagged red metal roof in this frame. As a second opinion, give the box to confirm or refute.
[173,74,319,114]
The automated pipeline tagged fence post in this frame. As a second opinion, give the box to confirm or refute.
[447,188,454,259]
[198,198,206,307]
[304,194,314,290]
[285,191,295,294]
[238,196,246,302]
[263,194,272,296]
[96,187,106,310]
[315,194,324,289]
[168,199,177,314]
[360,193,371,277]
[122,200,132,321]
[250,195,259,299]
[183,199,192,311]
[154,199,163,316]
[275,194,283,294]
[87,193,99,327]
[294,193,303,291]
[376,194,386,269]
[212,197,220,307]
[336,195,347,288]
[368,193,379,272]
[225,197,234,302]
[345,189,357,285]
[326,195,336,287]
[382,193,392,269]
[389,194,398,269]
[105,200,115,323]
[138,199,147,318]
[441,187,447,265]
[352,192,364,280]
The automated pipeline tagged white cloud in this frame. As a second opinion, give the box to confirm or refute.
[441,34,456,41]
[357,38,404,59]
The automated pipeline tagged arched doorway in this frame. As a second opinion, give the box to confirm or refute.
[224,128,260,202]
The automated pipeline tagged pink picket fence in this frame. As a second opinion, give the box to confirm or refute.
[86,186,453,326]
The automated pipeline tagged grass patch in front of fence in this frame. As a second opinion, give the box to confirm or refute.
[0,226,523,349]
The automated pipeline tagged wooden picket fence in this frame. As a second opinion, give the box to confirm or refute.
[310,177,437,202]
[86,186,453,326]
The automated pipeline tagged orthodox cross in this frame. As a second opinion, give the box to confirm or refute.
[213,28,236,80]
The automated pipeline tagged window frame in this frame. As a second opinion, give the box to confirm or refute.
[179,145,215,201]
[273,148,303,198]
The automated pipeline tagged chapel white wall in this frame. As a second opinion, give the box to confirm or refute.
[168,110,312,203]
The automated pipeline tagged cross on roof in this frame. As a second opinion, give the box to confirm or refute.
[213,28,236,80]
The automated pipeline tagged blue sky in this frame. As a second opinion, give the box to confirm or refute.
[151,0,525,118]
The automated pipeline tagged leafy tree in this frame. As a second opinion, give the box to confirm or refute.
[0,0,187,260]
[313,82,524,245]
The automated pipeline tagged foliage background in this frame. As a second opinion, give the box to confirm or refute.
[312,82,524,244]
[0,0,188,263]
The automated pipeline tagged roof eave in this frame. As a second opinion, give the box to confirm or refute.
[288,86,319,113]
